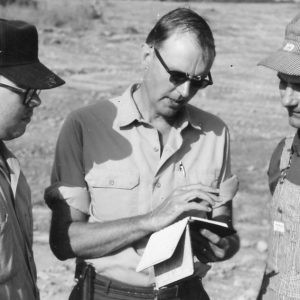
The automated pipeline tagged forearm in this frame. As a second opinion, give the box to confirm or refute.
[68,214,154,259]
[50,207,155,260]
[49,184,215,261]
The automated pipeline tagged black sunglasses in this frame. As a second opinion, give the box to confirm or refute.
[154,48,213,89]
[0,82,41,106]
[277,73,300,85]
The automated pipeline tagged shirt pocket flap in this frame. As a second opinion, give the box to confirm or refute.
[91,172,139,190]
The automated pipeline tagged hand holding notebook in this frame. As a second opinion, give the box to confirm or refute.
[136,216,236,288]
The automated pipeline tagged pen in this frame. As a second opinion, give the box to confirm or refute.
[179,161,186,177]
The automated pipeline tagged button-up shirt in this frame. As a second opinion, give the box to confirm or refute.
[0,141,39,300]
[46,84,238,286]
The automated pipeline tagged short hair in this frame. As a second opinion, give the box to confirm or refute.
[146,8,216,58]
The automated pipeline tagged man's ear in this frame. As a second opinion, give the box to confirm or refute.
[141,43,153,69]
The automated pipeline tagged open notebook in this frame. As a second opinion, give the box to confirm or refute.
[136,216,236,288]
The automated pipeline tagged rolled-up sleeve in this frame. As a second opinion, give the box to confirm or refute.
[217,174,238,206]
[215,127,239,207]
[45,112,90,215]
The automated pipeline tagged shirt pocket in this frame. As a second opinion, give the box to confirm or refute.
[89,171,140,221]
[0,201,18,283]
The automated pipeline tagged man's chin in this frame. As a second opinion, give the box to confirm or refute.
[3,126,27,141]
[289,117,300,129]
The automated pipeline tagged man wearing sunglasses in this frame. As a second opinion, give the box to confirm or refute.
[0,19,64,300]
[45,8,239,300]
[257,13,300,300]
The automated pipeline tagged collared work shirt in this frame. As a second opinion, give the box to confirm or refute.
[0,142,39,300]
[46,84,238,287]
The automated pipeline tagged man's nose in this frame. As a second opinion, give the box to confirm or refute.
[281,85,299,107]
[177,80,191,98]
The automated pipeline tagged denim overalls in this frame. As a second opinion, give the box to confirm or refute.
[259,137,300,299]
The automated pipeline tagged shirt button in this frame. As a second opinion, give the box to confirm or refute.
[156,182,161,188]
[277,207,283,213]
[154,147,159,152]
[109,180,114,186]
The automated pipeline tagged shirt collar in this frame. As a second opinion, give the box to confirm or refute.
[184,106,203,131]
[116,84,203,131]
[0,141,17,175]
[293,130,300,156]
[117,84,143,128]
[168,106,202,132]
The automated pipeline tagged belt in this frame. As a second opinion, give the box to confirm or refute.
[75,261,203,300]
[94,273,185,299]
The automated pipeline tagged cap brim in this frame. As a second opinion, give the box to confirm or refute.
[0,60,65,89]
[258,50,300,76]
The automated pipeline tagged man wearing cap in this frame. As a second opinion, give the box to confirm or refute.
[45,8,239,300]
[257,13,300,300]
[0,19,64,300]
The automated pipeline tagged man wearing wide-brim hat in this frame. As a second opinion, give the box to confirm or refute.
[258,13,300,300]
[0,19,64,300]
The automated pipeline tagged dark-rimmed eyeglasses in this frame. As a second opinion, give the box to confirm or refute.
[277,73,300,86]
[154,48,213,89]
[0,82,41,106]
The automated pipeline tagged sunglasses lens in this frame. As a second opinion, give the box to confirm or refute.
[169,72,188,85]
[191,79,209,89]
[169,72,212,90]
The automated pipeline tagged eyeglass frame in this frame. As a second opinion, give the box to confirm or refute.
[277,72,300,85]
[0,82,41,106]
[153,47,213,89]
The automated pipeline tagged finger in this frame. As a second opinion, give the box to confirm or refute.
[200,229,221,244]
[191,233,218,262]
[193,190,220,203]
[179,188,220,203]
[186,202,212,213]
[183,190,217,206]
[174,187,220,204]
[192,233,225,261]
[208,242,226,259]
[195,247,216,263]
[196,229,227,259]
[180,184,220,195]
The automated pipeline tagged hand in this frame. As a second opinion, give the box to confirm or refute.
[192,229,240,263]
[148,184,221,232]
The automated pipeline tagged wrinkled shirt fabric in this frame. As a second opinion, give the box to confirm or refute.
[45,84,238,287]
[0,141,39,300]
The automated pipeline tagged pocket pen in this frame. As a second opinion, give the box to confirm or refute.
[179,161,186,177]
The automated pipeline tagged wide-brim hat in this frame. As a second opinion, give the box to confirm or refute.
[0,19,65,89]
[258,14,300,76]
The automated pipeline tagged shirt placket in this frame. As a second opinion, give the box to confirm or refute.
[151,127,184,211]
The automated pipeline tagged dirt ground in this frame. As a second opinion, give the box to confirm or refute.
[3,1,300,299]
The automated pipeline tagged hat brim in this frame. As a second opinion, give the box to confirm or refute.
[0,60,65,89]
[258,50,300,76]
